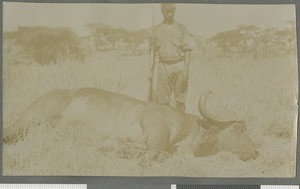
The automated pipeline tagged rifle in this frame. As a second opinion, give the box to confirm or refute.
[147,48,158,102]
[147,5,158,102]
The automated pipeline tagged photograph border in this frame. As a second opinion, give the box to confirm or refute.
[0,0,299,185]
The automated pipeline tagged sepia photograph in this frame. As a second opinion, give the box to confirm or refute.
[2,2,298,177]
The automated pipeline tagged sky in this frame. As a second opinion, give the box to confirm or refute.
[3,2,296,37]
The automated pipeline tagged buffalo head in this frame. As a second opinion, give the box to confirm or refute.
[193,92,259,161]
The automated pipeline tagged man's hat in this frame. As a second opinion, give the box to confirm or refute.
[161,3,176,12]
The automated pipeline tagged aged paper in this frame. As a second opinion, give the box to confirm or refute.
[3,3,298,177]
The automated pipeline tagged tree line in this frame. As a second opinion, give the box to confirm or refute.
[4,21,296,64]
[198,22,296,58]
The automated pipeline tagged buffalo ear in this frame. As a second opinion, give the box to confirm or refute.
[197,118,210,129]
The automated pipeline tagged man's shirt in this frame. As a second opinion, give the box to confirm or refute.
[154,21,196,61]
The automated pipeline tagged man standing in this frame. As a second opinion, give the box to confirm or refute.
[150,3,196,112]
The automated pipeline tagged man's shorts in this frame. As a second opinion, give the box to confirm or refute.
[157,60,187,104]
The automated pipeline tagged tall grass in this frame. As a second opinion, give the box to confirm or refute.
[3,49,298,177]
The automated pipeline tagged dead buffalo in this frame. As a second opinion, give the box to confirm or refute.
[3,88,258,161]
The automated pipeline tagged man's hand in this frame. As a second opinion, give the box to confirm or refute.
[179,43,192,52]
[149,36,160,51]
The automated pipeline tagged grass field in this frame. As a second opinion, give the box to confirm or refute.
[3,49,298,177]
